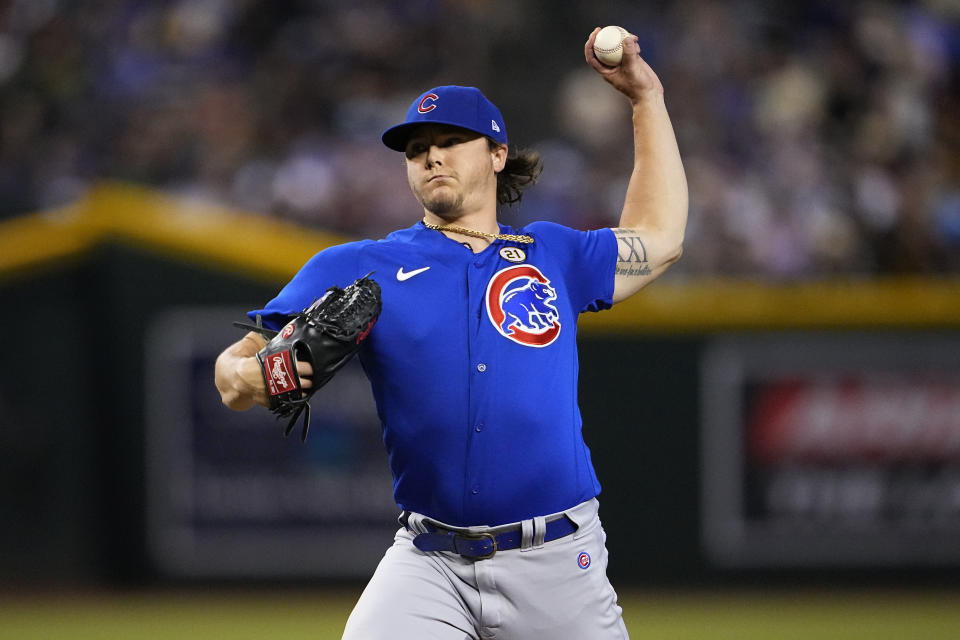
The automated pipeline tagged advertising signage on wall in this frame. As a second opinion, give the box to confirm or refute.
[700,335,960,568]
[145,308,398,578]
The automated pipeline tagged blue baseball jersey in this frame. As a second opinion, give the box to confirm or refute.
[250,220,617,527]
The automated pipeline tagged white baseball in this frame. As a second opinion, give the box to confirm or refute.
[593,25,628,66]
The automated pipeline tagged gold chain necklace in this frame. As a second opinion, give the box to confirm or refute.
[422,220,534,244]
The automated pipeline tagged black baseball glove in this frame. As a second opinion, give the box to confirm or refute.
[234,273,381,442]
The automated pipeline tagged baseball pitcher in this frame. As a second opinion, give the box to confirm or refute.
[215,27,687,639]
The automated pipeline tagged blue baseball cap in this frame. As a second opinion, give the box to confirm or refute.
[381,85,508,152]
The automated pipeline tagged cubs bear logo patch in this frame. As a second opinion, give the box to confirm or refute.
[485,265,561,347]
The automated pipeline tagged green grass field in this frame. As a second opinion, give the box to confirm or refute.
[1,588,958,639]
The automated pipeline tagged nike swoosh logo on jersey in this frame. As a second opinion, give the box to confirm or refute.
[396,266,431,281]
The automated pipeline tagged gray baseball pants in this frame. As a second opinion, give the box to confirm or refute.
[342,498,629,640]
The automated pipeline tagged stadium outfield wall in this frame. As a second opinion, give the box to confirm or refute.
[1,184,959,586]
[3,182,959,330]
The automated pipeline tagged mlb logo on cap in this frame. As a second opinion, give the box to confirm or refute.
[382,85,508,151]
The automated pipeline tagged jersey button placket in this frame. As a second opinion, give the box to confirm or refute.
[466,256,493,516]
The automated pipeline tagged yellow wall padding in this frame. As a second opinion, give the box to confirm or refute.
[1,182,959,331]
[580,277,960,332]
[0,182,348,283]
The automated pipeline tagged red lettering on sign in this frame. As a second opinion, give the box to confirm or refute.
[749,375,960,463]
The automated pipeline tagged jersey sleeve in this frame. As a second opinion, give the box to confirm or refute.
[527,221,617,314]
[247,241,366,331]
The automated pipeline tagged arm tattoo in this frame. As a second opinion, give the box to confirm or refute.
[613,229,652,276]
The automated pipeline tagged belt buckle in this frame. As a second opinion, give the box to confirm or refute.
[457,531,497,560]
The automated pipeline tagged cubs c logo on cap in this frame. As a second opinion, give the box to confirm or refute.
[418,93,439,113]
[485,265,561,347]
[382,85,507,151]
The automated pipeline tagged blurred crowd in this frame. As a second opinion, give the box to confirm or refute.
[1,0,958,277]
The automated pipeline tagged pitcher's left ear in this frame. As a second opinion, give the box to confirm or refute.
[491,143,507,173]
